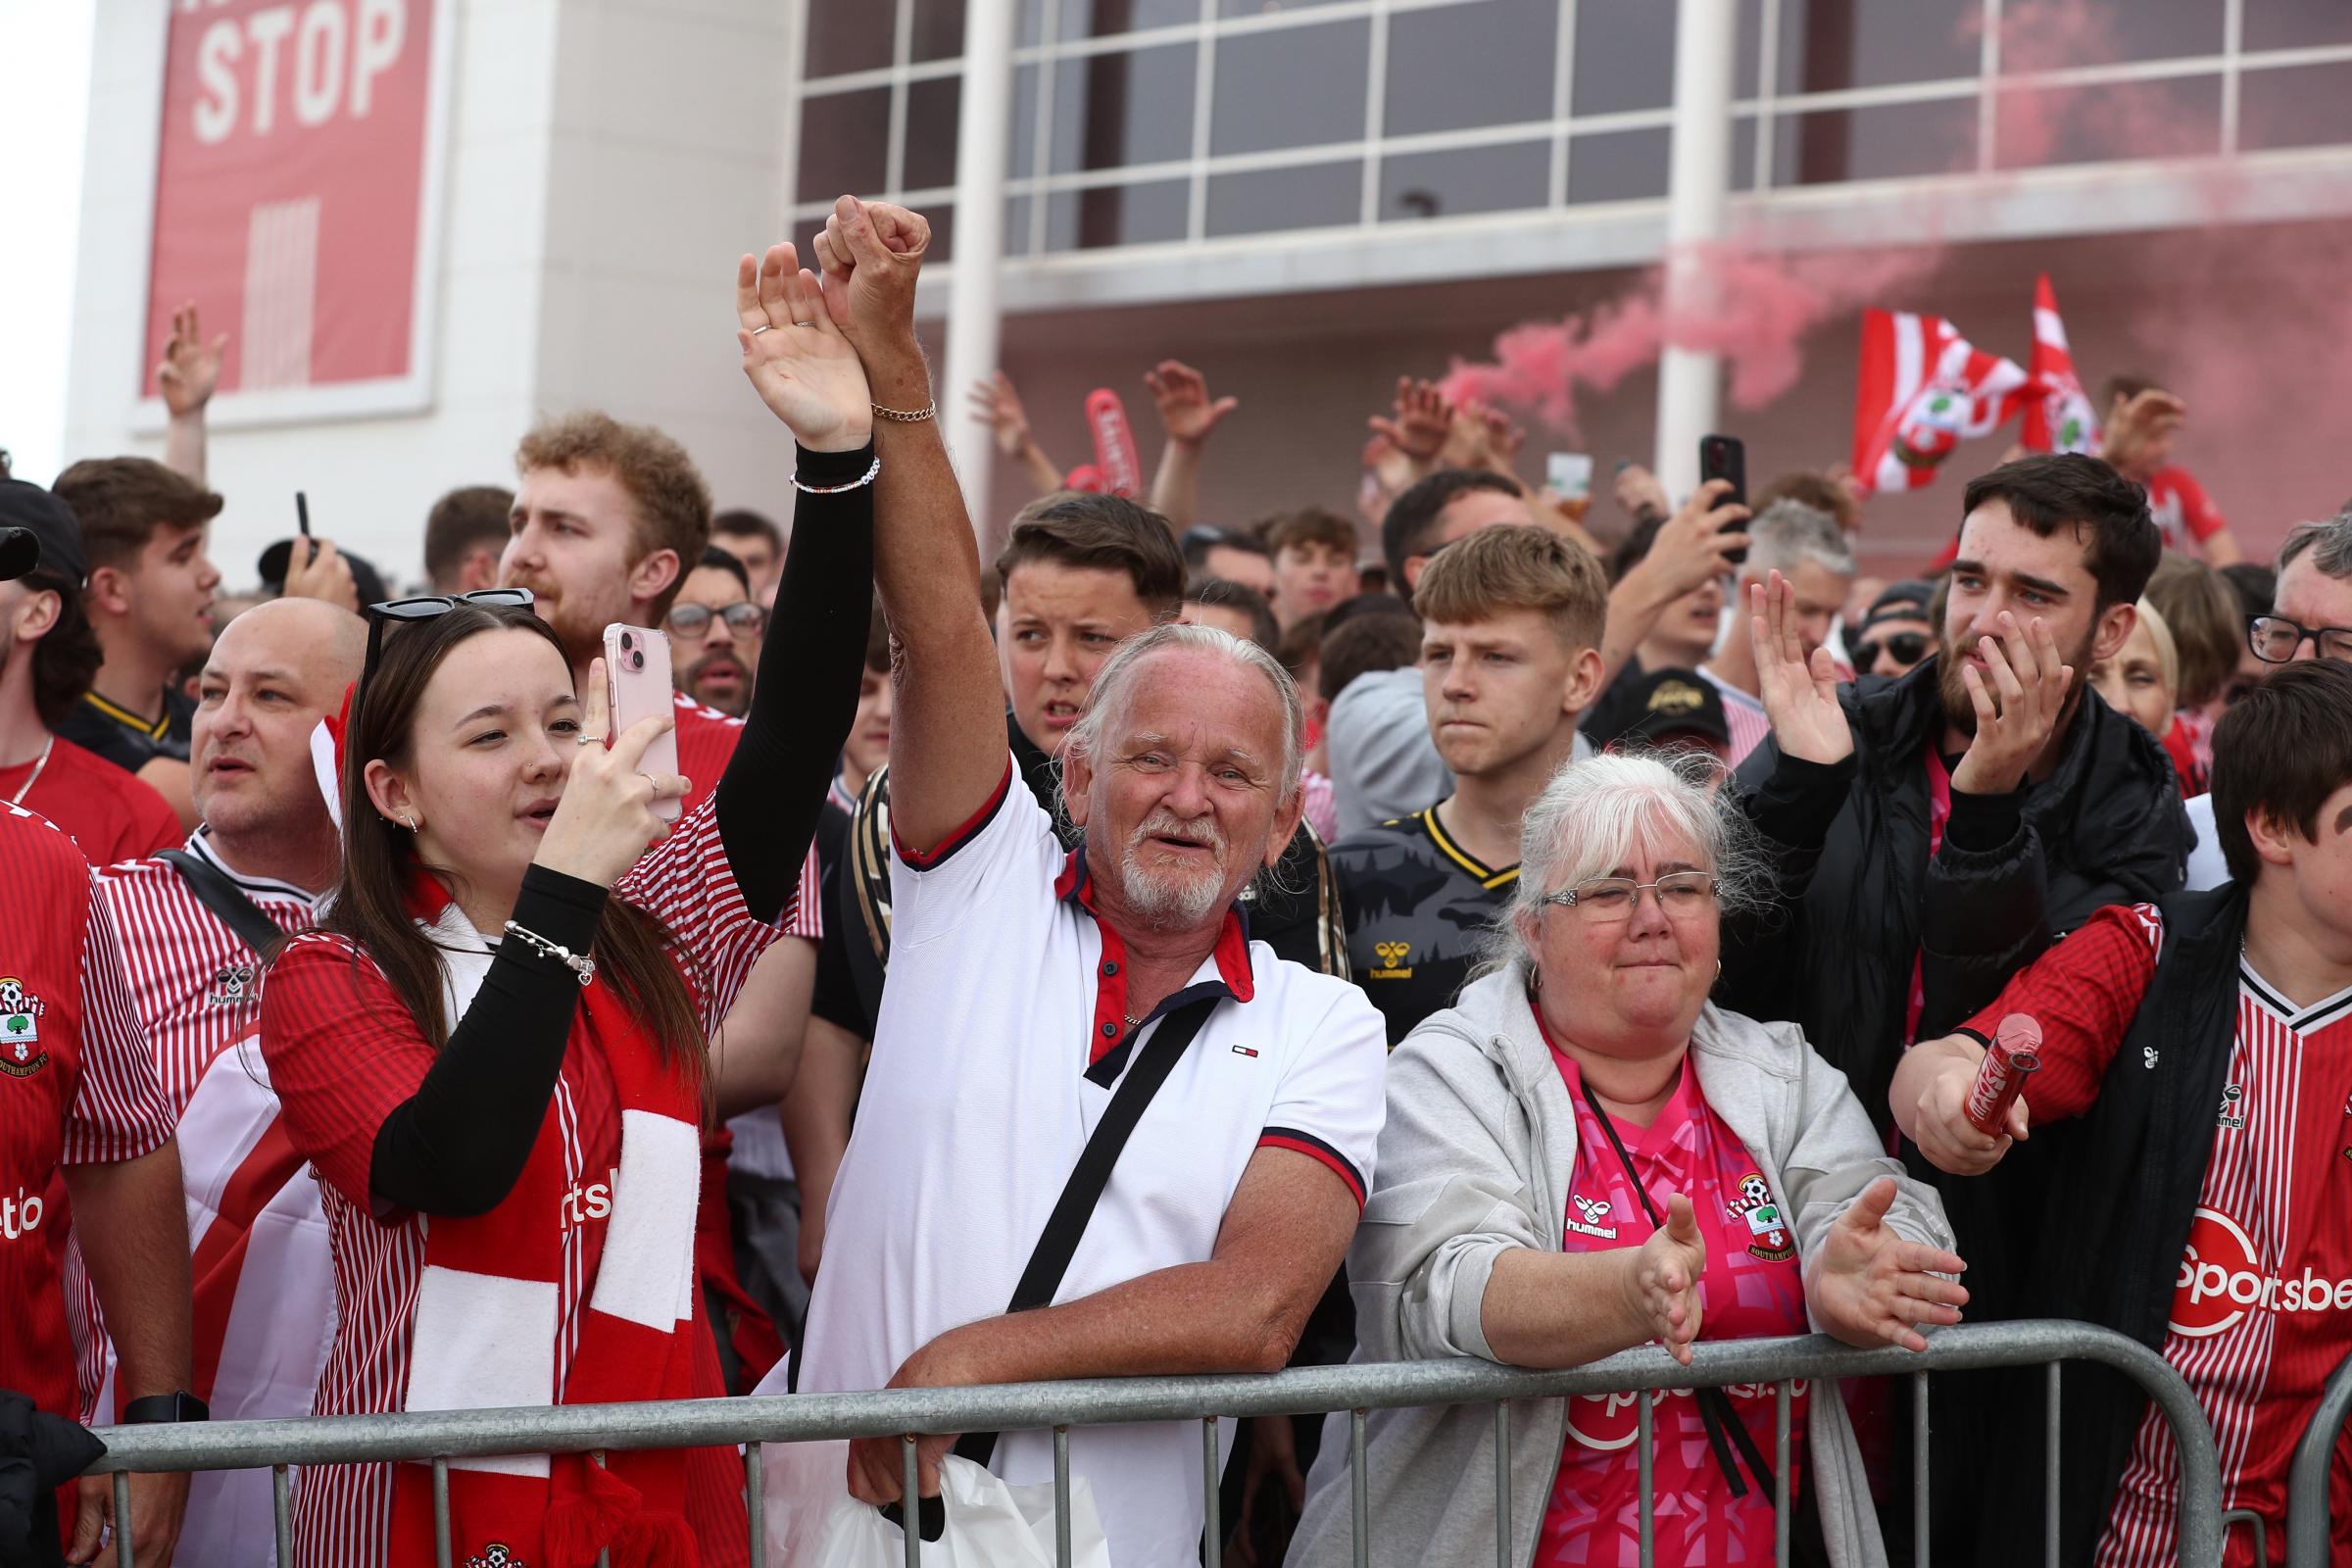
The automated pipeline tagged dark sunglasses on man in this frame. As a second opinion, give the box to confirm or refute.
[664,601,767,638]
[1850,630,1932,671]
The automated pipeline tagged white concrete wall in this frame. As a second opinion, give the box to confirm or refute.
[62,0,794,593]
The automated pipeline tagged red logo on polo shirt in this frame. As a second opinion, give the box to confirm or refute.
[2171,1205,2352,1338]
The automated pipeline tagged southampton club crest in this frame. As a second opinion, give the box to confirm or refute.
[1729,1171,1795,1263]
[0,978,47,1078]
[465,1545,523,1568]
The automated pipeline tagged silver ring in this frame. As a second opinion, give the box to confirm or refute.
[577,732,597,746]
[794,319,816,328]
[749,324,774,336]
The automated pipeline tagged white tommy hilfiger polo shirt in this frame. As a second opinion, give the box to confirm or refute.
[796,760,1387,1568]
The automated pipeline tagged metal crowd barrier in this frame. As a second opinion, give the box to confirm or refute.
[88,1320,2220,1568]
[2284,1350,2352,1566]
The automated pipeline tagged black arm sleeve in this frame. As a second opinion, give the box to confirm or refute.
[714,441,878,922]
[367,865,606,1217]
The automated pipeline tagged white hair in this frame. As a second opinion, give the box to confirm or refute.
[1746,499,1856,580]
[1062,620,1305,806]
[1487,751,1771,973]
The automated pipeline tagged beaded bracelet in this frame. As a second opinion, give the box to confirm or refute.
[792,455,882,495]
[503,920,596,986]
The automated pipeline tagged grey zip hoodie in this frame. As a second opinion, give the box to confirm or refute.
[1284,961,1955,1568]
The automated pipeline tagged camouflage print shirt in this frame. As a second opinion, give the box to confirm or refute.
[1328,806,1517,1047]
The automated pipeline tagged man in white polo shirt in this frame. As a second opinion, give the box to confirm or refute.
[783,195,1387,1568]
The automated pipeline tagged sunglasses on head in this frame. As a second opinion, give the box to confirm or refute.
[1852,630,1932,669]
[352,588,538,734]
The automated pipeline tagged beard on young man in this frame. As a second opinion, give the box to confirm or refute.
[1935,620,2096,736]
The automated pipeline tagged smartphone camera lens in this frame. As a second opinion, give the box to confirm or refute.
[619,631,634,651]
[631,651,645,670]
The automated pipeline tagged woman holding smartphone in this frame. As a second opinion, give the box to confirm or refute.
[261,246,872,1568]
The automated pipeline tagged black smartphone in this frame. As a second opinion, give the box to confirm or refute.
[1698,433,1748,566]
[295,491,315,567]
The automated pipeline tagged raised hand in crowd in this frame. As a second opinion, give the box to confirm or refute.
[278,534,360,612]
[737,240,878,456]
[1947,611,2073,797]
[1367,376,1455,475]
[1595,477,1749,689]
[2099,387,2185,481]
[527,661,691,887]
[1803,1178,1970,1353]
[1888,1031,2032,1177]
[968,369,1064,497]
[1628,1193,1708,1366]
[1613,460,1671,526]
[1145,358,1236,529]
[158,300,226,483]
[811,195,929,387]
[1750,571,1852,766]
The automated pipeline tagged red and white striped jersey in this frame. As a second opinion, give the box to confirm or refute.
[93,833,321,1113]
[262,793,785,1565]
[0,805,173,1423]
[1965,905,2352,1568]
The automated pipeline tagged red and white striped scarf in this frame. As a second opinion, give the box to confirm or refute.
[387,894,705,1568]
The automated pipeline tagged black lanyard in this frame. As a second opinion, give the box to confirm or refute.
[1578,1080,1778,1501]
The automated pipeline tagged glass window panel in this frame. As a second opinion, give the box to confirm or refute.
[926,205,956,265]
[1060,0,1199,40]
[1566,126,1668,204]
[2239,61,2352,153]
[1772,0,1980,95]
[904,76,962,191]
[1992,74,2222,169]
[1219,0,1353,15]
[2096,0,2224,62]
[1772,97,1975,184]
[1019,0,1046,47]
[1053,45,1197,172]
[1006,194,1034,256]
[1010,63,1041,178]
[1213,19,1370,155]
[1045,179,1193,248]
[807,4,894,78]
[1205,161,1363,236]
[1384,0,1556,138]
[1572,2,1675,115]
[1378,140,1550,221]
[2244,0,2352,51]
[1736,0,1766,97]
[1730,114,1757,190]
[799,87,892,201]
[912,0,966,62]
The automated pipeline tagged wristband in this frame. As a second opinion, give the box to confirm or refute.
[124,1392,209,1423]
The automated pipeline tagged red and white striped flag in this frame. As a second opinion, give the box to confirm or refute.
[2020,272,2101,456]
[1850,309,2030,498]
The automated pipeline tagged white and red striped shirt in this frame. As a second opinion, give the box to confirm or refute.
[1696,665,1773,767]
[1968,905,2352,1567]
[263,794,785,1565]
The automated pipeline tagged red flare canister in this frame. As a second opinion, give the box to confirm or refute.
[1965,1012,2042,1135]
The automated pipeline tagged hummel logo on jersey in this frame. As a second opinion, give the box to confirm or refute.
[2144,1047,2160,1070]
[1567,1194,1618,1240]
[207,963,255,1008]
[1370,940,1413,980]
[2218,1083,2246,1130]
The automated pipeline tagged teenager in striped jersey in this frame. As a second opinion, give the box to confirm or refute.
[257,253,873,1568]
[1897,659,2352,1567]
[83,596,362,1567]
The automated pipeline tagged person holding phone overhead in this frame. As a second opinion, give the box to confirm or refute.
[258,246,874,1568]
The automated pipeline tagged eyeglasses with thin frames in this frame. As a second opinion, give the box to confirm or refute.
[665,602,766,638]
[1538,871,1718,923]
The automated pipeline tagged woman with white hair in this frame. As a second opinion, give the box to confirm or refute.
[1287,584,1966,1568]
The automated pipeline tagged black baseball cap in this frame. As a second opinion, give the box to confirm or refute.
[1862,578,1936,630]
[1603,667,1733,752]
[0,478,88,584]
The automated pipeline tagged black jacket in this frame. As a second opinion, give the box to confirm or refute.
[1971,885,2246,1567]
[1726,656,2191,1121]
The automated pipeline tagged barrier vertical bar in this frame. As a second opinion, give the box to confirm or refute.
[1638,1394,1654,1568]
[903,1438,921,1568]
[431,1457,452,1568]
[746,1443,766,1568]
[1353,1409,1371,1568]
[1054,1426,1073,1568]
[1775,1380,1791,1568]
[112,1472,133,1568]
[2044,1363,2060,1568]
[1202,1419,1221,1568]
[1493,1400,1511,1568]
[592,1450,612,1568]
[1913,1372,1931,1568]
[273,1463,294,1568]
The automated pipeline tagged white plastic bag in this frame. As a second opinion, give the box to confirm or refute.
[765,1440,1111,1568]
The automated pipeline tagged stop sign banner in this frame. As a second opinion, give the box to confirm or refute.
[141,0,447,411]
